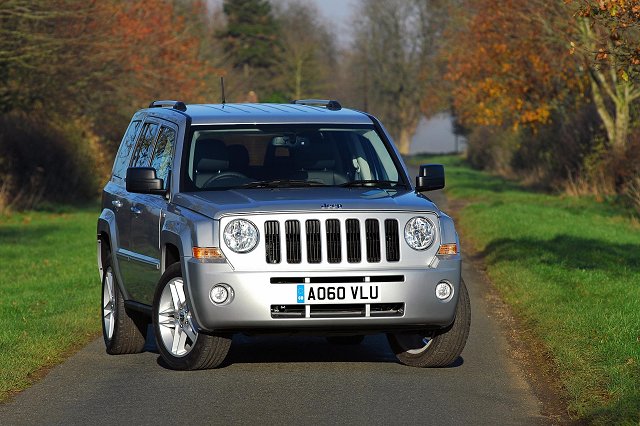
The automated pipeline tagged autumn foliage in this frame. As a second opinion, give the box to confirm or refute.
[574,0,640,82]
[437,0,640,204]
[0,0,220,209]
[445,0,582,129]
[98,1,218,104]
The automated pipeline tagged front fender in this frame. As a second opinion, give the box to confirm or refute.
[97,209,129,299]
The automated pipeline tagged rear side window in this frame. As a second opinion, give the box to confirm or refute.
[112,120,142,178]
[130,122,159,168]
[150,126,176,189]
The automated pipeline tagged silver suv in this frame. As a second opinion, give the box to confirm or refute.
[97,99,470,370]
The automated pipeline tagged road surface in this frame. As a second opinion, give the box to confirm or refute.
[0,175,548,425]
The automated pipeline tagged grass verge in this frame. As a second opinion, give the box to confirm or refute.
[411,155,640,424]
[0,206,100,402]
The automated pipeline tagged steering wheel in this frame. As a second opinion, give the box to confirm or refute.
[203,172,248,188]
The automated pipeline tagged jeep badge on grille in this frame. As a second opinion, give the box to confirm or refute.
[321,203,343,209]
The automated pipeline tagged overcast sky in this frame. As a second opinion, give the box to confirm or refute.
[309,0,359,45]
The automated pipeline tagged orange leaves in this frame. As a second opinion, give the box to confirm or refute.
[92,0,221,104]
[572,0,640,83]
[443,0,580,129]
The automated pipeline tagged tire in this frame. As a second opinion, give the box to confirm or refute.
[101,255,147,354]
[326,335,365,345]
[152,263,231,370]
[387,279,471,367]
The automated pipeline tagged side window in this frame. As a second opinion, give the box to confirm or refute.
[130,122,159,168]
[112,120,142,179]
[150,126,176,189]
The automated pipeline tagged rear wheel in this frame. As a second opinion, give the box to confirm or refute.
[153,263,231,370]
[102,255,147,354]
[387,279,471,367]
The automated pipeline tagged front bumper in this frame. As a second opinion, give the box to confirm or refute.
[184,258,461,333]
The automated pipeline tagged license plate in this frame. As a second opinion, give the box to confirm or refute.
[296,284,380,304]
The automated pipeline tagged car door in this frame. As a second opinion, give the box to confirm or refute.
[118,120,160,303]
[107,118,143,283]
[128,122,177,305]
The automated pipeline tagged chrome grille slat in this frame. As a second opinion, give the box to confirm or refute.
[285,220,301,263]
[346,219,361,263]
[326,219,341,263]
[365,219,381,262]
[384,219,400,262]
[265,221,281,264]
[306,219,322,263]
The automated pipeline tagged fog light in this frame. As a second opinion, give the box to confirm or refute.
[210,285,229,304]
[435,281,453,300]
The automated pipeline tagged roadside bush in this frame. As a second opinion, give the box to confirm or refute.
[465,101,611,195]
[0,111,110,211]
[465,126,519,176]
[622,129,640,214]
[515,103,601,189]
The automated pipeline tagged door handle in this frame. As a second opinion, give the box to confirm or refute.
[112,200,123,209]
[130,206,142,215]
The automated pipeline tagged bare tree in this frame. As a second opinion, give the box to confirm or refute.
[576,19,640,159]
[349,0,427,154]
[269,1,337,100]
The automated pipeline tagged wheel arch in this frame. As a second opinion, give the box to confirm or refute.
[97,209,118,280]
[97,209,129,299]
[161,227,190,273]
[163,242,181,272]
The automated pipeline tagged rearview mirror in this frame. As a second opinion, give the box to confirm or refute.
[126,167,165,195]
[415,164,445,192]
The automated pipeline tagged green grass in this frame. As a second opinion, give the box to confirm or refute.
[0,206,100,401]
[412,155,640,424]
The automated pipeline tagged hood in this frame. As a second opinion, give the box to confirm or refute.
[172,187,441,220]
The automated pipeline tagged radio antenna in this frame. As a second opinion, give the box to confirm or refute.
[220,77,226,105]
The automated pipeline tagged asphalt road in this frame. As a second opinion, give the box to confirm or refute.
[0,177,548,425]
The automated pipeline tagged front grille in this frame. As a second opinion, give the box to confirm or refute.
[264,217,401,264]
[270,303,405,319]
[270,275,404,284]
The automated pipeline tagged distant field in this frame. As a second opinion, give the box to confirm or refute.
[0,207,100,401]
[411,155,640,424]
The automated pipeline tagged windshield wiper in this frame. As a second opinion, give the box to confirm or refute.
[340,180,407,188]
[237,179,328,189]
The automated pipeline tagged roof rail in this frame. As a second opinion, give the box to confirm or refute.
[148,100,187,112]
[291,99,342,111]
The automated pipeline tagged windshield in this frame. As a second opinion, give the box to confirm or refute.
[182,125,406,190]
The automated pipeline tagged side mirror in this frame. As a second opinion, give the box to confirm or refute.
[126,167,165,195]
[415,164,445,192]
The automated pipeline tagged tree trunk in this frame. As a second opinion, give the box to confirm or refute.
[580,18,633,156]
[295,58,303,100]
[614,91,630,153]
[397,128,412,155]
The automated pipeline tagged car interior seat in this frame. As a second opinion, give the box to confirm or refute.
[194,139,229,187]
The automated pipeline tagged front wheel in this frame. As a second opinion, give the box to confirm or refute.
[387,279,471,367]
[152,263,231,370]
[102,256,147,354]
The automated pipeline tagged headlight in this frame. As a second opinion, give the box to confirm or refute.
[404,216,436,250]
[223,219,259,253]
